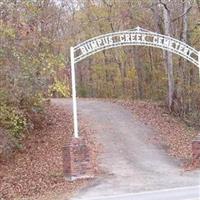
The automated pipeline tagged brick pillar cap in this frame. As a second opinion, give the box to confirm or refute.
[193,134,200,142]
[69,136,87,145]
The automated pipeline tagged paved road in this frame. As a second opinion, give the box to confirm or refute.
[72,186,200,200]
[53,99,200,200]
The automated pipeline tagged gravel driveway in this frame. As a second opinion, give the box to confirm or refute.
[57,99,199,200]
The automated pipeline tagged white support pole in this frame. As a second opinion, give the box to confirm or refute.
[199,51,200,77]
[70,47,79,138]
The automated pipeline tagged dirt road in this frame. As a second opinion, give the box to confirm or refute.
[53,99,199,200]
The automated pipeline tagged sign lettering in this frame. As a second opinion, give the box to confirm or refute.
[78,33,194,58]
[73,28,198,66]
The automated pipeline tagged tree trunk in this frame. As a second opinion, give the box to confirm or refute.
[133,47,144,99]
[196,0,200,12]
[162,4,175,110]
[181,0,189,83]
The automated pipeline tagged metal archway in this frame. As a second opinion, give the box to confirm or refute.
[70,26,200,138]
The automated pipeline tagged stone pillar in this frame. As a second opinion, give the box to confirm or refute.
[192,134,200,167]
[63,137,94,181]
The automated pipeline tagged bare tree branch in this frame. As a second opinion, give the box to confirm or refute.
[172,5,192,22]
[196,0,200,12]
[159,0,170,12]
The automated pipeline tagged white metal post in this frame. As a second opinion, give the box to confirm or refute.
[70,47,79,138]
[199,51,200,76]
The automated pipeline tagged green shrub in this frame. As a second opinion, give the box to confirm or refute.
[0,104,26,139]
[49,80,70,97]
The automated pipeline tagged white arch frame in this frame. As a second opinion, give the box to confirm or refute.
[70,26,200,138]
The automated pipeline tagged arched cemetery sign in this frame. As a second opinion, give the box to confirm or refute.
[70,27,200,138]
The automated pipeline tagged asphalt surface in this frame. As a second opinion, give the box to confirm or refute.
[74,186,200,200]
